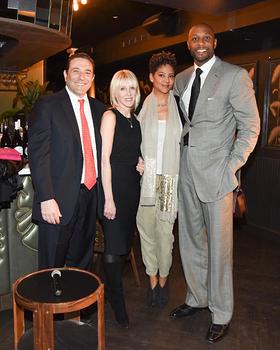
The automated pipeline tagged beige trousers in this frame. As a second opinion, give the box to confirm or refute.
[137,180,175,277]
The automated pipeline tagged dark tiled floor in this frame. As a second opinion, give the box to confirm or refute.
[1,224,280,349]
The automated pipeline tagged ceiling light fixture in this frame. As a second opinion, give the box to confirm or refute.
[73,0,88,12]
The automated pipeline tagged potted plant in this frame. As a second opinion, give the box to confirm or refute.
[13,78,50,118]
[0,78,50,126]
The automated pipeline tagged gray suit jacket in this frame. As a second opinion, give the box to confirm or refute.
[174,57,260,202]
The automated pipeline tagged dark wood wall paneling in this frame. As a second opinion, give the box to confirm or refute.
[244,156,280,234]
[226,46,280,234]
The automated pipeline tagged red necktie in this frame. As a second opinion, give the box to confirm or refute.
[78,99,96,189]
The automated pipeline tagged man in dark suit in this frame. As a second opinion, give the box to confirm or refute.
[29,52,106,270]
[169,24,260,342]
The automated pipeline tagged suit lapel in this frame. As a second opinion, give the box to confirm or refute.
[89,98,97,131]
[193,59,222,120]
[89,98,102,172]
[61,89,82,150]
[178,69,193,124]
[89,98,101,148]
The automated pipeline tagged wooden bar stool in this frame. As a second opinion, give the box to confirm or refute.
[13,267,105,350]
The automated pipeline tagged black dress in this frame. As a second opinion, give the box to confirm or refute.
[102,108,141,255]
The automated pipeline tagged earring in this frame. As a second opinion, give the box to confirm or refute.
[151,80,153,83]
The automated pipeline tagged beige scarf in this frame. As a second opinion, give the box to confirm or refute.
[137,91,182,223]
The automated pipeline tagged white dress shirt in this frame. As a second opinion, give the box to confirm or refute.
[182,55,217,114]
[66,86,98,181]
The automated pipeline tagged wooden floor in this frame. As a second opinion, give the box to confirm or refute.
[1,223,280,349]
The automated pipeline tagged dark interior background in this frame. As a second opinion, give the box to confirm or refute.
[45,1,280,235]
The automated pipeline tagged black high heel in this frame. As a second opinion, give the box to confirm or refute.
[104,254,130,328]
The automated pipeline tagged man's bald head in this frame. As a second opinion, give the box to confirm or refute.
[187,23,217,66]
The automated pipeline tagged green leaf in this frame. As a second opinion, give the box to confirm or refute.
[12,78,52,117]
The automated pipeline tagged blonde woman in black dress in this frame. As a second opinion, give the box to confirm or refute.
[100,70,142,328]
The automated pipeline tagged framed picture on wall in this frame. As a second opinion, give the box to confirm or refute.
[238,61,258,93]
[263,58,280,148]
[0,72,17,91]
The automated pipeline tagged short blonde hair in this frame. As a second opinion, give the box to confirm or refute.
[110,70,141,111]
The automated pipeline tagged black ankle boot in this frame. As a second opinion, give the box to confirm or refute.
[146,283,159,307]
[158,283,169,308]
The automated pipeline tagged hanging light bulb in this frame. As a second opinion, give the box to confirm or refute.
[73,0,79,11]
[73,0,88,11]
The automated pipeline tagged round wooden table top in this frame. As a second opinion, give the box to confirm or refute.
[16,268,100,304]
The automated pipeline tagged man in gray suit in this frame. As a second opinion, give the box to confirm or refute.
[170,23,260,342]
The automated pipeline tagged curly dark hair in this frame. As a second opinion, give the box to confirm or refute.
[149,51,177,74]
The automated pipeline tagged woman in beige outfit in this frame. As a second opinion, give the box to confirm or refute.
[137,51,182,307]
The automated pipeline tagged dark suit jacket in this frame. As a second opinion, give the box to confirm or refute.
[28,88,106,225]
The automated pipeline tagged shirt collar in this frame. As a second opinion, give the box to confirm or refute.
[65,86,88,104]
[194,55,216,75]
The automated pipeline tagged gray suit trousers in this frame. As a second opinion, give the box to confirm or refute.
[179,146,233,324]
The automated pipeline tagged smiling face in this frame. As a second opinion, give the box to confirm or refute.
[150,64,175,95]
[63,57,94,97]
[187,24,217,66]
[115,80,137,112]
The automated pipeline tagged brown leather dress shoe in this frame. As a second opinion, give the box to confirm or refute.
[206,323,229,342]
[169,304,200,319]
